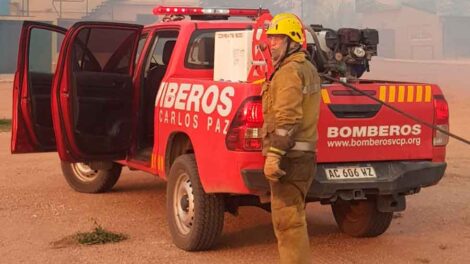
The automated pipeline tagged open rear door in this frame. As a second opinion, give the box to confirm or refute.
[52,22,143,162]
[11,21,66,153]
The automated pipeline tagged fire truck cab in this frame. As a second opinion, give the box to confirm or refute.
[11,6,448,251]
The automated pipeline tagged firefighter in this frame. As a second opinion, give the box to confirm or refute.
[262,13,321,264]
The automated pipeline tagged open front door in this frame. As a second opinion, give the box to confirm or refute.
[52,22,143,162]
[11,21,67,153]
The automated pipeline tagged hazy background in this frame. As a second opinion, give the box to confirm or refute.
[1,0,470,87]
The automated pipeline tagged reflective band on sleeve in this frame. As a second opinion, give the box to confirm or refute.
[291,141,315,152]
[268,146,286,156]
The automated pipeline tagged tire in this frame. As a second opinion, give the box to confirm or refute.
[166,154,225,251]
[331,197,393,237]
[61,161,122,193]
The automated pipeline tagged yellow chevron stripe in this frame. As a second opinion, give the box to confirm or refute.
[389,86,396,102]
[425,85,432,102]
[252,78,266,85]
[416,85,423,102]
[321,89,331,104]
[407,86,414,102]
[151,154,156,169]
[158,156,163,171]
[379,86,387,102]
[398,85,405,102]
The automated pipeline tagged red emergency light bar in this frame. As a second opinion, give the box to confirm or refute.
[153,5,270,18]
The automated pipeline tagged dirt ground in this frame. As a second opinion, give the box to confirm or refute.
[1,59,469,264]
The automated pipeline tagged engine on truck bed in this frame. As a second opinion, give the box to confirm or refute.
[308,25,379,79]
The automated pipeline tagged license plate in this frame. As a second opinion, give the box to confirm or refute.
[325,166,377,180]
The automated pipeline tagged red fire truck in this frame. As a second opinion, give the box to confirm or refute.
[11,6,448,251]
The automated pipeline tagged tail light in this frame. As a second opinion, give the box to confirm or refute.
[433,95,449,146]
[226,97,263,151]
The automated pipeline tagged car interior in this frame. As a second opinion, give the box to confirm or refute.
[27,28,63,150]
[135,31,178,161]
[67,27,138,156]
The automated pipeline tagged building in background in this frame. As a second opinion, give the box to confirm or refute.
[0,0,199,74]
[357,0,470,60]
[0,1,10,16]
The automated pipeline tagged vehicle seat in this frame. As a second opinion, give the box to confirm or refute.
[197,37,215,66]
[145,40,176,90]
[144,40,176,142]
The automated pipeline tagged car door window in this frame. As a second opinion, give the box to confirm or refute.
[144,31,178,77]
[72,27,139,74]
[135,33,149,67]
[29,28,61,74]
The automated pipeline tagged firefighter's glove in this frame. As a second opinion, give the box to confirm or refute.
[264,153,286,182]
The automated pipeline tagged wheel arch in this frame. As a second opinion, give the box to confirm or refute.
[165,131,195,177]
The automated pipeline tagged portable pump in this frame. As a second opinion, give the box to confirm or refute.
[308,25,379,79]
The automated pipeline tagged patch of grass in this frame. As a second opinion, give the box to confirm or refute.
[0,119,11,132]
[74,222,127,245]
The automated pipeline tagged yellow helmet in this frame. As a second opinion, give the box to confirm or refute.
[266,13,305,43]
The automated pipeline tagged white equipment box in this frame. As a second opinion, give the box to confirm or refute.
[214,30,253,82]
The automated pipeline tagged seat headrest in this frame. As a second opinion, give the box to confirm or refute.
[197,37,214,65]
[162,40,176,65]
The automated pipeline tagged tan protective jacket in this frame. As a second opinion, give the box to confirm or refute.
[262,51,321,155]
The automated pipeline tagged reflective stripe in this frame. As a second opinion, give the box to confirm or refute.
[269,146,286,156]
[158,156,164,171]
[389,85,396,102]
[151,154,156,169]
[416,85,423,102]
[377,85,433,103]
[321,89,331,104]
[292,141,315,152]
[398,85,405,102]
[425,85,432,102]
[379,86,387,102]
[407,85,414,102]
[252,78,266,85]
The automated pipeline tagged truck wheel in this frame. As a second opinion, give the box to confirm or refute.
[61,161,122,193]
[167,154,225,251]
[331,198,393,237]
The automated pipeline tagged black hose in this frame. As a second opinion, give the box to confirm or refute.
[305,26,328,67]
[320,74,470,145]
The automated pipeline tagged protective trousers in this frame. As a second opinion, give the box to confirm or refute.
[270,151,316,264]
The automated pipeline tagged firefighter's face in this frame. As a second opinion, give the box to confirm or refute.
[268,34,288,63]
[268,34,287,52]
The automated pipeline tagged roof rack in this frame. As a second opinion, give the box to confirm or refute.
[153,6,270,21]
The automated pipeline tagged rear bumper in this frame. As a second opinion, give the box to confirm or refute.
[241,161,446,200]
